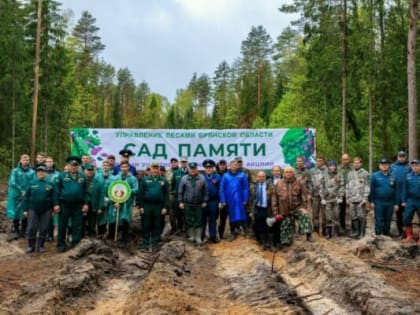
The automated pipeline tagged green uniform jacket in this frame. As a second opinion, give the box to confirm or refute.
[7,164,36,220]
[107,173,139,224]
[56,171,89,204]
[23,178,58,213]
[138,175,169,209]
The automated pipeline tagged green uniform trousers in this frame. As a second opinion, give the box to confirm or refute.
[57,202,83,250]
[142,203,163,248]
[184,204,202,228]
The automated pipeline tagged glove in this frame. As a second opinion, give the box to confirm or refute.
[321,199,327,205]
[336,198,343,204]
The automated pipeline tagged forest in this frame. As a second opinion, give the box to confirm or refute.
[0,0,417,175]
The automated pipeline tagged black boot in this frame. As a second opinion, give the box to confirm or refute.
[325,226,331,239]
[350,219,360,238]
[10,220,20,241]
[20,219,28,239]
[360,218,366,237]
[37,238,45,253]
[306,233,314,242]
[26,239,35,254]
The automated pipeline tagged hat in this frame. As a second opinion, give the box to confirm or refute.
[170,157,178,162]
[379,158,390,164]
[411,159,420,165]
[327,160,337,167]
[180,156,188,162]
[150,161,160,168]
[66,156,82,165]
[203,159,216,168]
[84,163,94,171]
[188,162,198,169]
[397,151,407,157]
[235,156,243,162]
[119,149,134,157]
[36,164,47,172]
[218,159,227,164]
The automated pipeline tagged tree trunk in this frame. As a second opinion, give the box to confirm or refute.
[368,0,374,173]
[31,0,42,164]
[341,0,348,154]
[408,0,418,160]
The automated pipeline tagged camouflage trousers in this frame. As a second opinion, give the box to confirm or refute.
[325,201,340,227]
[349,202,367,221]
[280,210,312,245]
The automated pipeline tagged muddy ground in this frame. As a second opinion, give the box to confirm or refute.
[0,194,420,314]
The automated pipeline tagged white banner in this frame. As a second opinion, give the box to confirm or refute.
[71,128,316,170]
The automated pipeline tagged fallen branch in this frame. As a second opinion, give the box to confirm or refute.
[292,282,304,289]
[371,263,401,272]
[300,291,322,299]
[306,297,324,303]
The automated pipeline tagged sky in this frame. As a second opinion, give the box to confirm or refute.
[59,0,297,102]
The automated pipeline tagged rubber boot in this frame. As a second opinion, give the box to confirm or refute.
[350,219,360,238]
[11,220,20,241]
[187,227,194,242]
[306,233,314,242]
[37,238,45,253]
[26,239,35,254]
[21,219,28,239]
[325,226,331,240]
[403,226,414,242]
[332,225,339,238]
[194,227,202,245]
[360,218,366,237]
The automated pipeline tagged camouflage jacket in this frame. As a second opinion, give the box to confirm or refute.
[346,168,370,203]
[320,171,344,202]
[310,165,328,196]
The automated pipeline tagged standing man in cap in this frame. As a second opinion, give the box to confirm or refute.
[202,159,221,243]
[108,161,138,247]
[45,156,60,241]
[401,159,420,243]
[320,160,345,238]
[178,162,208,245]
[82,164,98,237]
[338,153,353,235]
[346,157,370,238]
[369,158,398,236]
[114,149,137,176]
[391,151,411,237]
[171,156,189,234]
[23,164,59,253]
[55,156,89,252]
[7,154,36,240]
[166,158,179,233]
[272,166,313,247]
[219,160,249,241]
[137,162,169,251]
[216,159,229,239]
[310,156,328,235]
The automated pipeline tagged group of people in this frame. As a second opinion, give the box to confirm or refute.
[5,149,420,255]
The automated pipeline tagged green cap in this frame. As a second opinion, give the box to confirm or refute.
[188,162,198,169]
